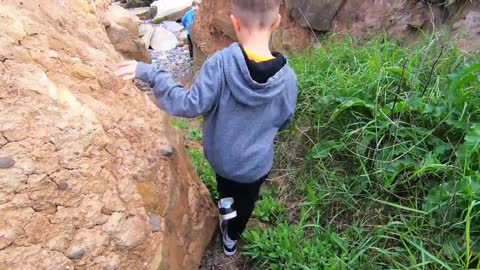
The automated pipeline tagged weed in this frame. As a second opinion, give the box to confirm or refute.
[253,189,286,222]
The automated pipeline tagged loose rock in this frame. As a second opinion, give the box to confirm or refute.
[0,156,15,169]
[150,27,178,52]
[139,24,155,49]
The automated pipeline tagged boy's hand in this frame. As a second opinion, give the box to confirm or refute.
[114,61,138,80]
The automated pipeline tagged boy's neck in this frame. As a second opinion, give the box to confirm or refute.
[240,30,272,57]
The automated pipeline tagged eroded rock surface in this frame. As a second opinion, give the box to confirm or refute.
[0,1,216,269]
[193,0,480,66]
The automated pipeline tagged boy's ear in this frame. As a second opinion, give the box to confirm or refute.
[271,14,281,31]
[231,14,241,33]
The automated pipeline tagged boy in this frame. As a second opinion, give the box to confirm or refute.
[115,0,297,256]
[181,1,199,59]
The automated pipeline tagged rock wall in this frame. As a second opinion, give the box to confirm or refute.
[192,0,479,63]
[0,1,216,269]
[191,0,311,67]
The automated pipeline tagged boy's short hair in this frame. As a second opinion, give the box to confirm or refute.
[231,0,280,29]
[192,1,199,7]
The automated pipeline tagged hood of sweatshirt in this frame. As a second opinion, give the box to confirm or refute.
[222,43,290,107]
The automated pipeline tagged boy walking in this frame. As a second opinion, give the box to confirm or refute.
[115,0,297,256]
[181,1,199,59]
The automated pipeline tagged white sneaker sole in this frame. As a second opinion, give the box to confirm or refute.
[223,247,236,256]
[221,211,237,221]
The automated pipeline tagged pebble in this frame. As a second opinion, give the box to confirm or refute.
[0,156,15,169]
[67,247,85,259]
[160,145,173,157]
[58,182,69,190]
[147,156,157,163]
[149,214,161,232]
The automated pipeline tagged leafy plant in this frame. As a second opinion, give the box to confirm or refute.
[253,189,285,222]
[188,149,218,199]
[172,118,203,141]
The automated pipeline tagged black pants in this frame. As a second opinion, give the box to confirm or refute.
[187,34,193,59]
[216,173,268,241]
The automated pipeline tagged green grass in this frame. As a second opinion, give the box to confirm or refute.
[189,148,218,199]
[172,118,203,141]
[243,35,480,269]
[253,189,286,223]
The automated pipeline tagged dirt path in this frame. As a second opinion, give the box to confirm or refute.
[200,235,252,270]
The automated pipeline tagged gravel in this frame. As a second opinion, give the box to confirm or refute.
[136,21,194,94]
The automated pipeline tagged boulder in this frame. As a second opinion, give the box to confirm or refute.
[137,5,158,20]
[103,5,151,62]
[105,22,152,62]
[151,0,192,24]
[128,6,151,17]
[163,21,185,33]
[107,5,140,37]
[0,1,216,269]
[139,24,155,49]
[286,0,345,32]
[124,0,152,8]
[150,27,178,51]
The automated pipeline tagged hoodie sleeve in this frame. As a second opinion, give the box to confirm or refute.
[135,54,222,118]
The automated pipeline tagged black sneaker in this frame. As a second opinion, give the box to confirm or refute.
[218,197,237,221]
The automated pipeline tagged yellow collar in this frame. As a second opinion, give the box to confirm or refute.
[243,48,275,63]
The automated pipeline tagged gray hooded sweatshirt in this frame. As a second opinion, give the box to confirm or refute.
[136,43,297,183]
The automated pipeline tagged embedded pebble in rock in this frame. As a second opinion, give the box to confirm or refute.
[160,145,173,157]
[67,247,86,260]
[147,156,157,163]
[0,156,15,169]
[58,182,69,190]
[149,215,161,232]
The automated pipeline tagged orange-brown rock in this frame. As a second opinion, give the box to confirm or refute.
[0,1,216,269]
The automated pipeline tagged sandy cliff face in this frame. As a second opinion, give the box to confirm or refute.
[0,0,216,269]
